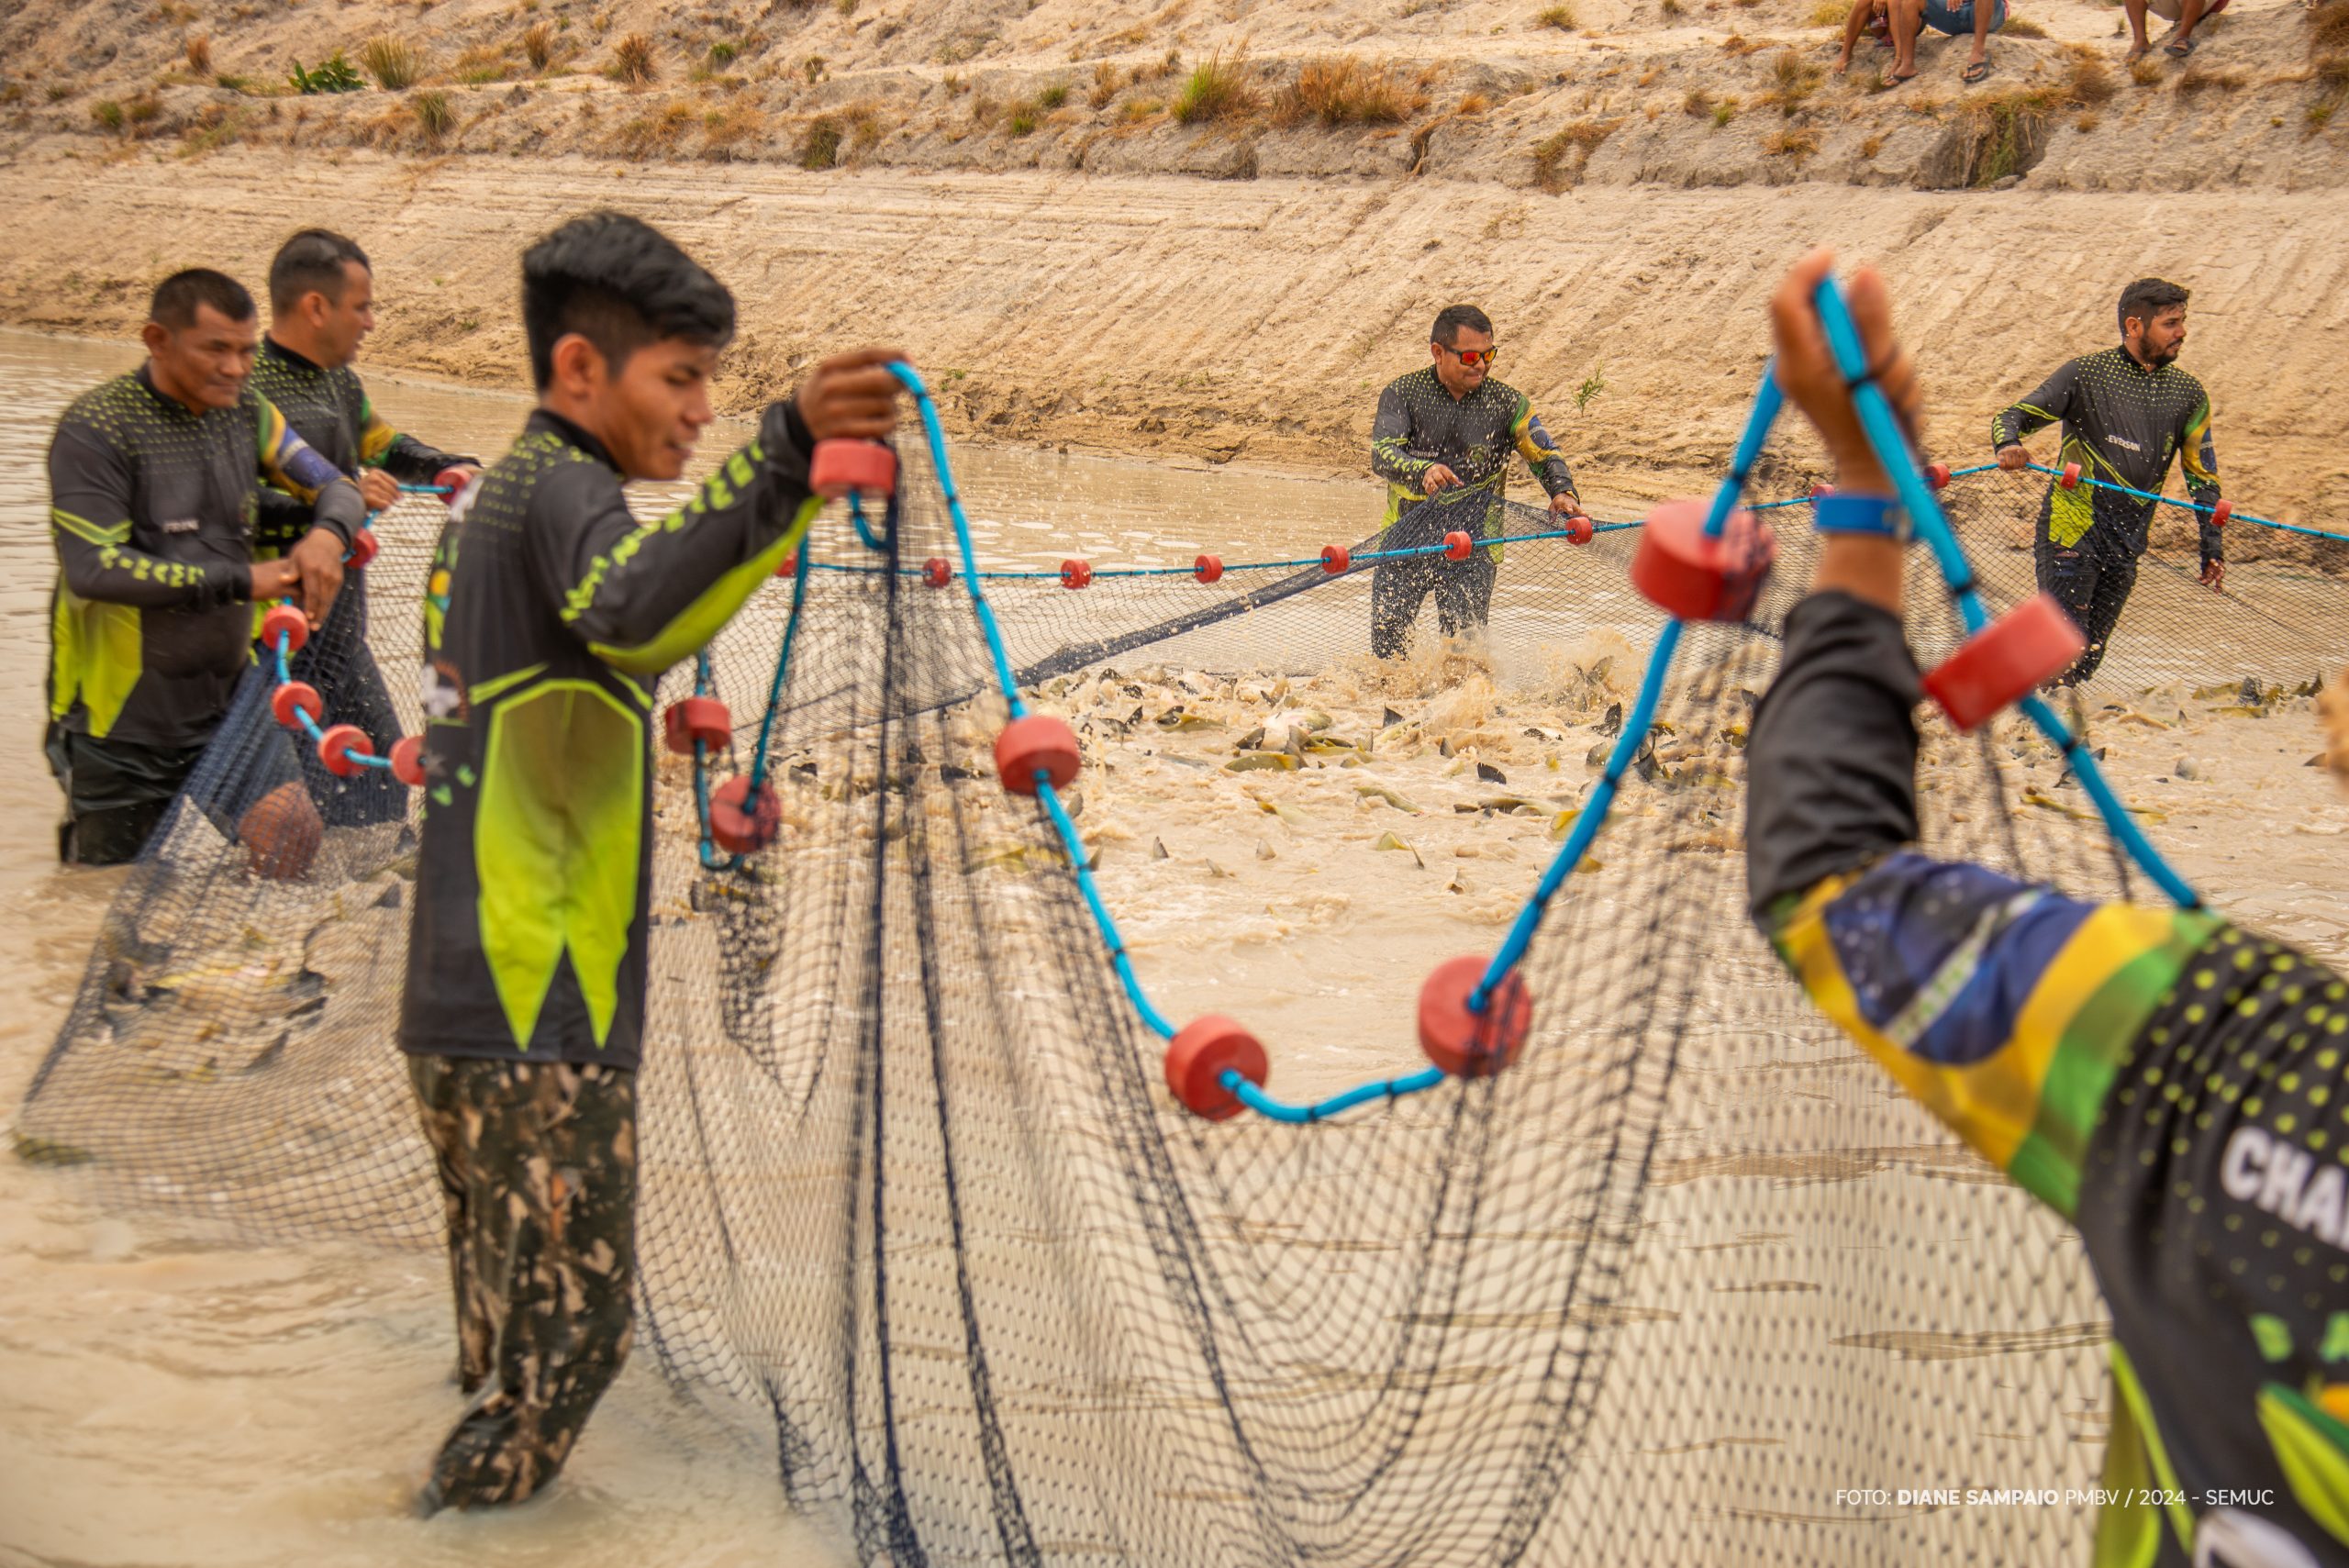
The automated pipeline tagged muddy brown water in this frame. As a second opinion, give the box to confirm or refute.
[1,328,2342,1567]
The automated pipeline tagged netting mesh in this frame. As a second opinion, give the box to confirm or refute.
[11,445,2336,1565]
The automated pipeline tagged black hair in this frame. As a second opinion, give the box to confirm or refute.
[150,269,255,330]
[521,211,736,390]
[1431,304,1494,348]
[2118,277,2189,334]
[270,228,371,314]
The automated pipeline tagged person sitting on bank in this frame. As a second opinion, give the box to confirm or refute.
[1832,0,2007,83]
[1366,305,1586,662]
[251,228,479,826]
[45,268,362,866]
[2125,0,2228,61]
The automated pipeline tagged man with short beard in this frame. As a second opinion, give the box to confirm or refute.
[1992,277,2224,685]
[251,228,478,825]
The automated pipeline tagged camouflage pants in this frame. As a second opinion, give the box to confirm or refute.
[406,1054,639,1511]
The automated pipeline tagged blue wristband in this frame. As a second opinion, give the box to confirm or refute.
[1813,491,1905,539]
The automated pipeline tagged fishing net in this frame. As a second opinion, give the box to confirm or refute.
[10,434,2339,1566]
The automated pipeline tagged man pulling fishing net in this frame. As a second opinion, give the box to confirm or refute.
[1752,248,2347,1566]
[400,210,903,1512]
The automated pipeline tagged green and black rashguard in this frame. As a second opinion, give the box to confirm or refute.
[47,368,363,751]
[1368,367,1577,536]
[398,406,820,1069]
[248,336,475,555]
[1749,592,2349,1567]
[1366,368,1578,659]
[1992,346,2223,566]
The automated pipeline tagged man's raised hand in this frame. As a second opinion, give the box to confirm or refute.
[796,349,908,442]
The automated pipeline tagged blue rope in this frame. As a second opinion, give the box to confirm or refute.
[1466,372,1786,1015]
[1222,1064,1446,1124]
[1809,278,2199,909]
[2022,462,2349,545]
[273,628,390,768]
[891,362,1177,1042]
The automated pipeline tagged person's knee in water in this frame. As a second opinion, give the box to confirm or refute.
[399,210,906,1511]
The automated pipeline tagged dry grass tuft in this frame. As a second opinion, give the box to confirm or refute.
[800,113,842,167]
[2003,16,2048,38]
[2129,56,2164,86]
[454,43,510,83]
[1808,0,1843,24]
[359,35,426,90]
[1173,45,1257,125]
[1536,4,1577,29]
[610,31,657,84]
[521,20,558,71]
[184,34,212,73]
[701,101,766,157]
[1764,125,1820,157]
[1530,117,1618,189]
[1275,56,1426,126]
[2175,61,2248,93]
[2312,0,2349,53]
[413,87,455,141]
[1089,61,1120,108]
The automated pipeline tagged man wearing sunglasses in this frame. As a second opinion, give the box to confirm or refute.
[1367,305,1587,661]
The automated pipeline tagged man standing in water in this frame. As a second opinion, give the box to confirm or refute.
[251,228,478,824]
[1992,277,2224,685]
[45,269,362,863]
[401,211,903,1510]
[1366,306,1587,661]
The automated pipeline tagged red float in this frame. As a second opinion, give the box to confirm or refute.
[344,528,378,571]
[1924,462,1952,491]
[1563,511,1596,546]
[774,550,799,579]
[2059,462,2083,489]
[1628,499,1777,623]
[271,680,323,731]
[317,723,373,778]
[663,696,732,756]
[1418,955,1533,1079]
[1061,559,1093,590]
[1194,553,1223,584]
[1810,484,1833,501]
[923,556,952,587]
[708,775,783,853]
[2209,499,2232,528]
[261,603,309,656]
[1163,1016,1270,1121]
[1921,593,2087,731]
[1442,530,1474,562]
[809,439,898,500]
[994,714,1081,796]
[1321,544,1351,575]
[390,733,428,787]
[432,465,474,502]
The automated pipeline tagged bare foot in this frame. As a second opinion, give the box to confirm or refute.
[1832,50,1854,73]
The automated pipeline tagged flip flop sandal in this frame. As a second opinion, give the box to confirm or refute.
[2165,35,2198,55]
[1962,59,1992,82]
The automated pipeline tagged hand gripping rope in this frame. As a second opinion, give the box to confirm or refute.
[259,468,472,785]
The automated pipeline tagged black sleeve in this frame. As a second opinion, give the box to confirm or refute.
[529,399,819,675]
[49,417,250,607]
[1744,590,1923,922]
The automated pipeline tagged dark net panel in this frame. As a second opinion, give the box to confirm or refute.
[9,446,2334,1566]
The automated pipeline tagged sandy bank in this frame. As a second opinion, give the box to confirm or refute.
[0,147,2343,534]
